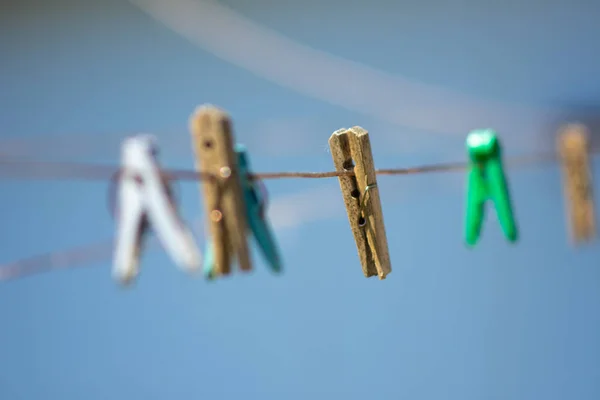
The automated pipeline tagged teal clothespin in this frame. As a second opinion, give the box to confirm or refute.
[465,129,518,246]
[204,144,283,278]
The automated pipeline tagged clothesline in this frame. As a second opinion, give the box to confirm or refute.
[0,148,578,183]
[0,111,595,284]
[0,145,593,283]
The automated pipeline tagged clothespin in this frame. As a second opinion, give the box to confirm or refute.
[192,143,282,278]
[190,105,252,278]
[329,127,391,279]
[557,124,596,244]
[235,144,282,274]
[465,129,518,246]
[113,135,202,284]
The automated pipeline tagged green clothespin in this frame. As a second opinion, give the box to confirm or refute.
[465,129,518,246]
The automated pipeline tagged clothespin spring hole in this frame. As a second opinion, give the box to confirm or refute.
[356,188,366,226]
[341,158,369,227]
[342,159,355,171]
[357,182,377,227]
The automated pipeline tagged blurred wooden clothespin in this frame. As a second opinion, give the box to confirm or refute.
[113,135,202,284]
[329,127,391,279]
[190,105,252,278]
[557,124,596,244]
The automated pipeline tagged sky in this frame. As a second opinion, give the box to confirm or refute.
[1,0,600,398]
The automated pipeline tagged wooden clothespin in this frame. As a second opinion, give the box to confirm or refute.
[189,105,252,278]
[113,135,202,284]
[557,124,596,244]
[329,127,391,279]
[195,144,283,279]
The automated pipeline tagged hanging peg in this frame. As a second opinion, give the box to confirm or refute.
[557,124,596,244]
[202,145,283,279]
[113,135,201,284]
[329,127,391,279]
[465,129,518,246]
[190,105,251,278]
[236,144,283,274]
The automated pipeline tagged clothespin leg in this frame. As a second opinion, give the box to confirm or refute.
[140,147,202,272]
[235,145,282,273]
[247,209,282,273]
[465,165,486,246]
[145,178,202,272]
[203,241,217,280]
[486,158,518,242]
[113,174,146,284]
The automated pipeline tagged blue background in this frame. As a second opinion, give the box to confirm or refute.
[1,0,600,398]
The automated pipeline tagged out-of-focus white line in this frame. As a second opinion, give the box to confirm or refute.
[128,0,558,138]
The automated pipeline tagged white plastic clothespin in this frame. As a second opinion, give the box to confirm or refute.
[113,135,201,284]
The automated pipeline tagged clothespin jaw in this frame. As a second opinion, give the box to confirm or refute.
[112,135,202,284]
[465,129,518,246]
[329,127,391,279]
[557,124,596,244]
[235,144,283,274]
[189,105,252,279]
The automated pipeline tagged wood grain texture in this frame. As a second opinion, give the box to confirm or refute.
[329,127,391,279]
[190,105,251,275]
[557,124,596,244]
